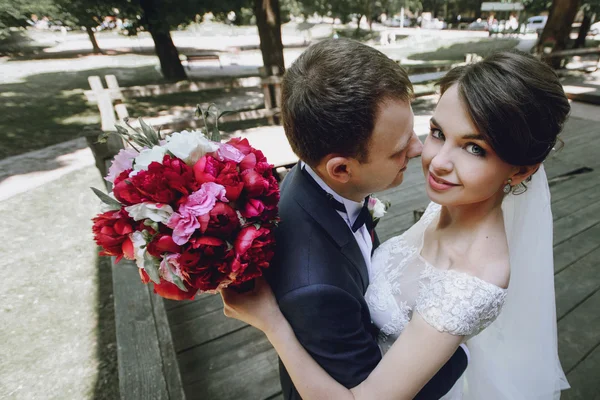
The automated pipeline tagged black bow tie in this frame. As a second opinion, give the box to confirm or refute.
[301,166,373,233]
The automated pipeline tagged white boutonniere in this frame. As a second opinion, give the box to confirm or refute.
[368,197,391,225]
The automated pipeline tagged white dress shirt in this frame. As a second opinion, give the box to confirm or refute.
[303,163,373,279]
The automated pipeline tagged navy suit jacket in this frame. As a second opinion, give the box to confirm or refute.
[267,164,467,400]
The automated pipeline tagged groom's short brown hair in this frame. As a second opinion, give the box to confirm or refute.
[281,38,413,166]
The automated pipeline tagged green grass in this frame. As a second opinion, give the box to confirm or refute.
[408,38,520,61]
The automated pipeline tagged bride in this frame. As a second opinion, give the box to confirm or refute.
[219,50,571,399]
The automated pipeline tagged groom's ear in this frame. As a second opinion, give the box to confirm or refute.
[324,156,353,183]
[509,163,541,186]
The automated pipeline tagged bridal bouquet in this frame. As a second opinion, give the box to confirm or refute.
[91,108,279,300]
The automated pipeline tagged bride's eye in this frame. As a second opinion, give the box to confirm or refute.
[466,143,486,157]
[430,128,444,140]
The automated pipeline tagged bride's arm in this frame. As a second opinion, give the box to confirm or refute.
[221,279,465,400]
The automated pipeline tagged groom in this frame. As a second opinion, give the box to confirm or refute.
[267,39,468,399]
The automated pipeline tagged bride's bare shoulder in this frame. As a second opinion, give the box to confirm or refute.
[466,229,510,290]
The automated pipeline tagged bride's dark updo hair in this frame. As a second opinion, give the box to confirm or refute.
[437,50,570,166]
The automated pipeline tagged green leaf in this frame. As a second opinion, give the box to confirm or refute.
[139,118,159,145]
[171,273,187,292]
[91,187,122,209]
[211,125,222,142]
[115,124,130,136]
[166,262,187,292]
[143,252,161,284]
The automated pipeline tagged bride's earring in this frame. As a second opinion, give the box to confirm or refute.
[503,178,513,194]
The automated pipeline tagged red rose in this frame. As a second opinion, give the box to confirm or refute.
[241,169,270,197]
[227,138,267,163]
[215,162,244,201]
[187,237,235,291]
[113,169,132,186]
[113,156,197,206]
[254,161,274,177]
[226,137,253,155]
[241,198,265,219]
[139,269,197,300]
[232,225,276,283]
[146,234,182,258]
[162,155,199,193]
[193,155,223,184]
[239,173,279,221]
[240,153,257,170]
[260,175,280,220]
[198,202,240,238]
[92,209,135,263]
[112,170,145,205]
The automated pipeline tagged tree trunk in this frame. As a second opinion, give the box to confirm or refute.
[140,0,187,82]
[254,0,285,76]
[574,12,592,48]
[86,26,102,54]
[536,0,581,68]
[365,0,374,31]
[356,14,363,35]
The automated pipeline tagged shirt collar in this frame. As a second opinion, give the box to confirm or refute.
[302,162,364,225]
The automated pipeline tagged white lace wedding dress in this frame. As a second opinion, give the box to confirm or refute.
[365,167,569,399]
[365,202,508,399]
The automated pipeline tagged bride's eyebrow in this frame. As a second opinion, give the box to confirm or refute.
[462,133,485,140]
[430,117,440,128]
[431,117,484,140]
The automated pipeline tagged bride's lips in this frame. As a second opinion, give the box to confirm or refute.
[428,172,459,191]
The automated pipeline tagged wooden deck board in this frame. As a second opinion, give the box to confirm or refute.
[166,116,600,399]
[553,201,600,246]
[184,347,280,399]
[558,290,600,373]
[170,308,246,353]
[554,224,600,274]
[562,344,600,400]
[178,326,267,384]
[555,247,600,320]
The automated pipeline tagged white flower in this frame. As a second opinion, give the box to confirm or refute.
[130,231,148,271]
[133,146,167,171]
[368,197,388,219]
[125,203,175,224]
[164,130,219,165]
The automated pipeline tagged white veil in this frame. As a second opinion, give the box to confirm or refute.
[462,165,570,399]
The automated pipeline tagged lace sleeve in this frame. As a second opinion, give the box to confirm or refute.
[415,267,507,336]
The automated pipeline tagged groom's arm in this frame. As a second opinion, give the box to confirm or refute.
[277,284,382,388]
[277,284,468,400]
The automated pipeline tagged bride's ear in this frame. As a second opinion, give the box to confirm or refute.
[324,156,352,183]
[509,163,541,186]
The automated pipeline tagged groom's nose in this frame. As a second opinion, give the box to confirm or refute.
[407,132,423,159]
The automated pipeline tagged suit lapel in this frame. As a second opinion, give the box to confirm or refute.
[283,164,370,291]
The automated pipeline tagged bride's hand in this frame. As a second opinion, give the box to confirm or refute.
[220,277,285,335]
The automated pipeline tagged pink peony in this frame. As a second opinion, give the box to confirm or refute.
[215,142,245,163]
[105,148,138,183]
[167,182,228,245]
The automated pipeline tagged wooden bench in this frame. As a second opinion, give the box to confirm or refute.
[184,52,223,69]
[542,47,600,71]
[111,259,187,400]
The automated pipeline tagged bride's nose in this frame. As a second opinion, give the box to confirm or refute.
[430,146,454,174]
